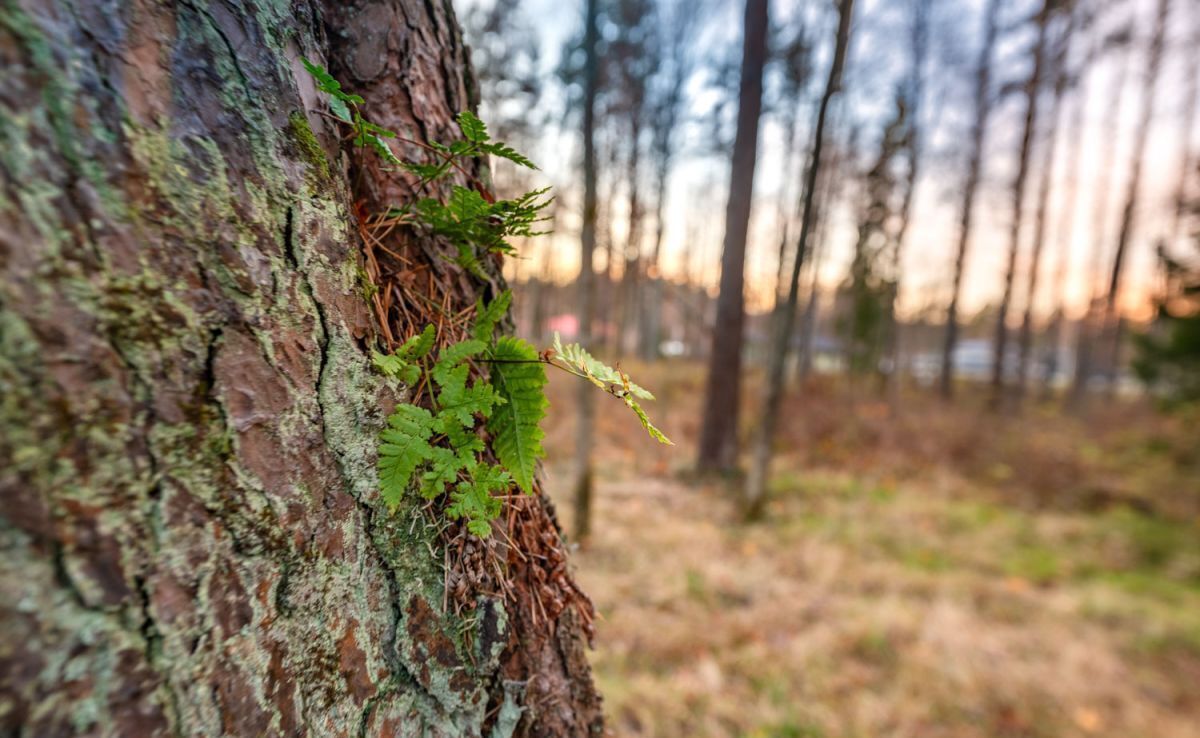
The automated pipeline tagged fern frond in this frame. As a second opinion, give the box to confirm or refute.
[623,396,673,445]
[378,404,436,508]
[472,290,513,342]
[486,337,548,493]
[446,464,510,537]
[551,333,653,399]
[456,110,489,143]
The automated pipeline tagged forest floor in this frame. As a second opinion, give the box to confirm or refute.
[541,362,1200,738]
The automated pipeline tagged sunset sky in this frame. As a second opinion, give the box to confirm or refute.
[459,0,1198,323]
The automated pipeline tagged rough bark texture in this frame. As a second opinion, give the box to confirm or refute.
[697,0,769,473]
[0,1,601,736]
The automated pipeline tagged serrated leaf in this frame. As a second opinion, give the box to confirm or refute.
[486,337,547,493]
[378,405,436,508]
[456,110,489,143]
[479,141,538,170]
[472,290,513,342]
[623,396,673,445]
[551,333,654,399]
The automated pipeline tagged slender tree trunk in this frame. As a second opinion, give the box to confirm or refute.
[1017,9,1076,399]
[991,0,1051,409]
[1071,30,1133,409]
[743,0,855,521]
[1101,0,1171,394]
[0,1,603,736]
[942,0,1002,399]
[616,113,643,359]
[697,0,770,473]
[797,114,847,382]
[1042,9,1097,397]
[884,0,932,402]
[1169,12,1200,250]
[572,0,601,545]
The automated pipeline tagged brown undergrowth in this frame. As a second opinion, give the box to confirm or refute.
[540,361,1200,737]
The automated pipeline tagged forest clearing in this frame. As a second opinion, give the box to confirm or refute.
[543,365,1200,737]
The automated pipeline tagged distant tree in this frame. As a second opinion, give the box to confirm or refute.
[884,0,933,398]
[839,95,907,377]
[573,0,602,540]
[1070,22,1134,407]
[1168,8,1199,250]
[941,0,1003,399]
[1017,2,1078,398]
[1042,3,1099,394]
[1134,222,1200,404]
[991,0,1053,409]
[640,0,708,359]
[797,122,852,381]
[610,0,659,357]
[1100,0,1171,391]
[744,0,856,520]
[697,0,771,473]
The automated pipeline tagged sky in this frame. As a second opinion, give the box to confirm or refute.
[455,0,1199,323]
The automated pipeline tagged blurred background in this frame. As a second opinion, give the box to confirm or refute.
[457,0,1199,735]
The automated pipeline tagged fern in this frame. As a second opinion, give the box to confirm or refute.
[486,336,548,493]
[372,324,435,385]
[378,404,436,508]
[472,290,513,342]
[303,62,675,545]
[552,333,672,445]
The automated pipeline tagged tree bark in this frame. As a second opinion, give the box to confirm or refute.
[697,0,769,473]
[0,1,602,736]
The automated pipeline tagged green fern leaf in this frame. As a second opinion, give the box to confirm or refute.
[479,141,538,170]
[456,110,489,143]
[551,333,654,399]
[445,464,510,536]
[623,396,673,445]
[378,404,436,508]
[472,290,513,342]
[486,337,547,493]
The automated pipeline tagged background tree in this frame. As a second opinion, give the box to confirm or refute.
[942,0,1003,399]
[697,0,771,473]
[573,0,602,542]
[1100,0,1171,392]
[744,0,856,520]
[1016,2,1077,398]
[991,0,1053,409]
[1134,186,1200,403]
[0,1,602,734]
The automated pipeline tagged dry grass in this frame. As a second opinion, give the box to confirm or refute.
[541,362,1200,737]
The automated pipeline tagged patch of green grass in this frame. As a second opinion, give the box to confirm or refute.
[1003,545,1062,584]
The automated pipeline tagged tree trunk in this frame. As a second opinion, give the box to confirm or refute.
[1070,29,1133,409]
[1100,0,1170,393]
[697,0,769,473]
[1017,7,1076,399]
[1042,6,1098,397]
[941,0,1001,399]
[0,2,602,736]
[571,0,601,545]
[743,0,854,521]
[991,0,1051,410]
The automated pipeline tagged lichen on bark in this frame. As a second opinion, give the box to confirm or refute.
[0,0,601,736]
